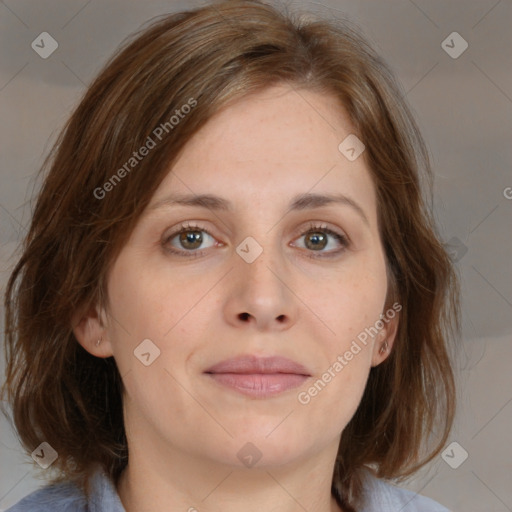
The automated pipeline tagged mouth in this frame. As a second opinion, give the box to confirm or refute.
[203,355,311,398]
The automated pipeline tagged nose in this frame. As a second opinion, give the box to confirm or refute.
[223,242,299,332]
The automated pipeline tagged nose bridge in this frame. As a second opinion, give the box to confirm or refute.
[234,206,282,279]
[227,229,296,329]
[238,233,285,300]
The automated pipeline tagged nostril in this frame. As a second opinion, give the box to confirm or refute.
[239,312,250,321]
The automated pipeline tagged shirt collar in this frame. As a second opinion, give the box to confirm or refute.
[87,465,126,512]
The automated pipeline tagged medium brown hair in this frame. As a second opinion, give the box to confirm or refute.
[1,1,459,510]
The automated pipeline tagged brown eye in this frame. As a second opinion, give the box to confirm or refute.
[178,230,204,250]
[304,231,328,251]
[164,223,217,258]
[292,223,350,258]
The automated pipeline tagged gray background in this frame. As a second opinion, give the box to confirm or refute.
[0,1,511,511]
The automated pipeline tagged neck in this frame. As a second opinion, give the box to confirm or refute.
[116,438,343,512]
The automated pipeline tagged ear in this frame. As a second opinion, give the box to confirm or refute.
[371,310,399,367]
[71,303,114,358]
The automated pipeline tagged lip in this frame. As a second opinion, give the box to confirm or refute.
[204,355,311,398]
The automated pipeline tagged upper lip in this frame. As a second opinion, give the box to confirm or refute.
[204,355,311,375]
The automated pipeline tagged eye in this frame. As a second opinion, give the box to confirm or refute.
[163,222,219,258]
[291,222,349,258]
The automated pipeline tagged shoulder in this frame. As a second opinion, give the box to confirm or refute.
[4,480,87,512]
[360,470,451,512]
[4,465,125,512]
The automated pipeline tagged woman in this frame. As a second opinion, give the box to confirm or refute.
[1,1,459,511]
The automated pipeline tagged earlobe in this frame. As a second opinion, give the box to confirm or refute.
[371,314,399,367]
[71,305,113,358]
[378,340,389,355]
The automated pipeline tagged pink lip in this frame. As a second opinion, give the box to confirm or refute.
[204,355,311,398]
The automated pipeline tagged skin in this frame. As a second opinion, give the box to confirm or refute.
[74,83,398,512]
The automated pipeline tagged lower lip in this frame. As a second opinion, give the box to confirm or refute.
[206,373,309,398]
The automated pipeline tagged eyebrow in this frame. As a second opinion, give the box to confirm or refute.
[149,192,369,226]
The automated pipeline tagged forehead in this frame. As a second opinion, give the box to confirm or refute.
[151,84,377,218]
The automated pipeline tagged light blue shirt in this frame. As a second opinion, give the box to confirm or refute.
[5,465,450,511]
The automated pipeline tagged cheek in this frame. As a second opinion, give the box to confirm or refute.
[105,256,207,432]
[106,249,207,334]
[322,263,388,347]
[104,251,205,376]
[305,260,387,415]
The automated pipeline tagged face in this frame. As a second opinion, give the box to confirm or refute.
[75,83,397,470]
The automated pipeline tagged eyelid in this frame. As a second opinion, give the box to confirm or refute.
[293,220,350,244]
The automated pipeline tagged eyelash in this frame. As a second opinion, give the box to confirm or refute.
[163,221,350,259]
